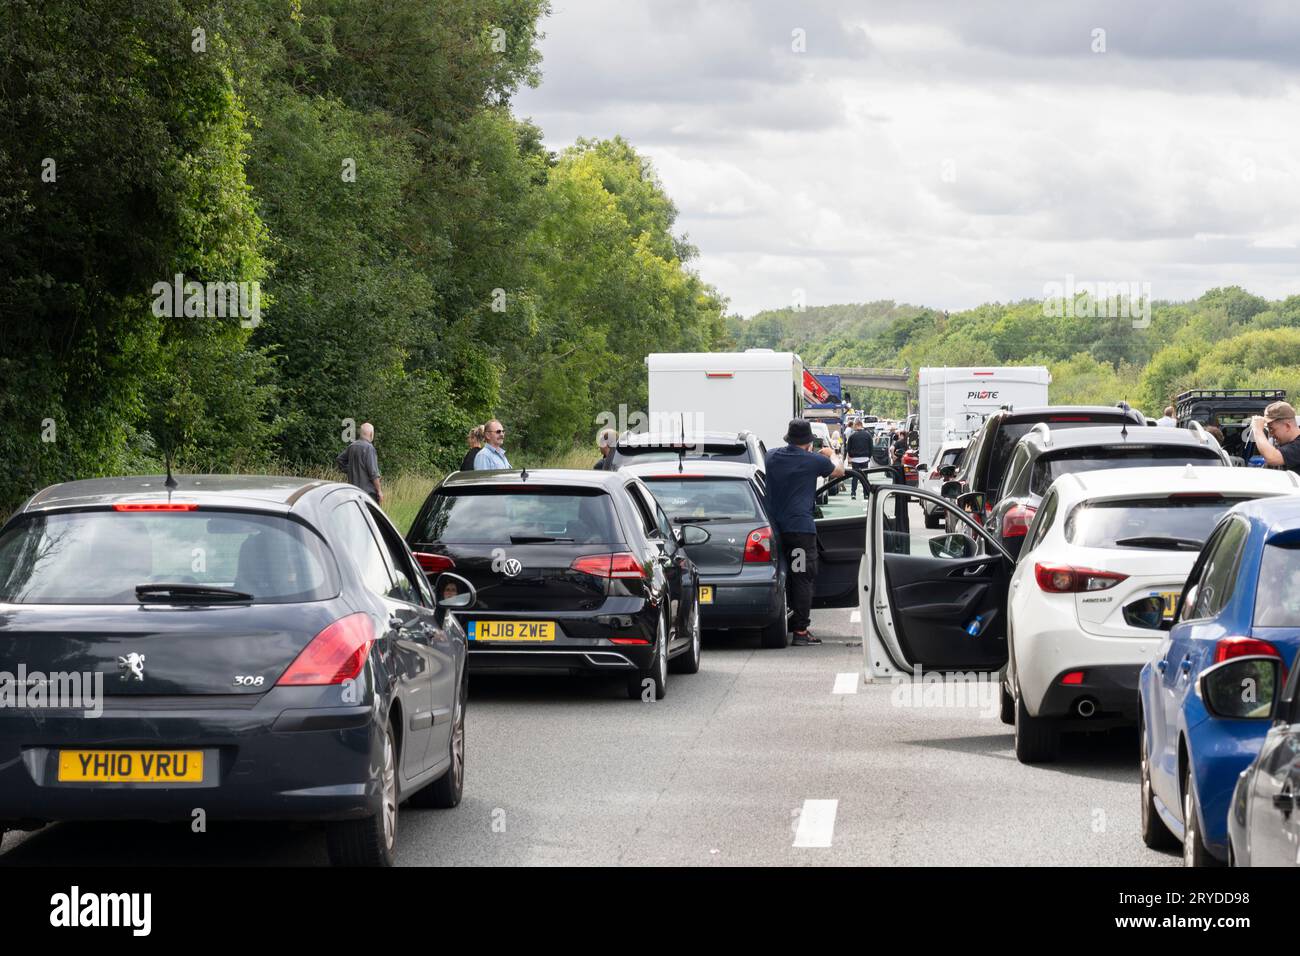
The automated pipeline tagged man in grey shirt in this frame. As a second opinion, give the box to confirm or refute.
[336,422,383,504]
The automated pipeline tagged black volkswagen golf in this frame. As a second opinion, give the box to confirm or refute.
[406,469,702,700]
[0,475,471,866]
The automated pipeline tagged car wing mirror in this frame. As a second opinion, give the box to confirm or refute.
[940,465,957,479]
[1197,656,1281,720]
[956,491,987,525]
[434,572,477,610]
[941,480,962,498]
[929,533,976,559]
[679,524,710,546]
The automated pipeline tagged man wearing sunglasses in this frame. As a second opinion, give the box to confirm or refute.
[1250,401,1300,474]
[474,419,512,470]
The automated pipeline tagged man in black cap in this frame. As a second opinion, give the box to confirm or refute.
[764,418,845,645]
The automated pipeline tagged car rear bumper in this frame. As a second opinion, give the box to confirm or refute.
[1035,664,1142,723]
[1016,618,1160,719]
[0,692,383,825]
[463,600,660,673]
[698,565,782,629]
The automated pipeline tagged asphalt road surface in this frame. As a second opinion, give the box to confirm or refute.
[0,599,1178,867]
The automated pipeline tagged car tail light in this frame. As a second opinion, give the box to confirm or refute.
[277,612,374,686]
[570,552,646,579]
[929,469,942,479]
[112,503,198,511]
[1002,504,1037,538]
[744,526,773,562]
[1034,563,1128,593]
[413,552,454,574]
[1213,636,1282,665]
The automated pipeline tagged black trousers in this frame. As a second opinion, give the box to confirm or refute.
[780,531,819,632]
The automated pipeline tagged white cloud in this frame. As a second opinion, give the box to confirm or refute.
[515,0,1300,315]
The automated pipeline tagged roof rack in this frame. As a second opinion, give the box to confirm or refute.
[1175,388,1285,402]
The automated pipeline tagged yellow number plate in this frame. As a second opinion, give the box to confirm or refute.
[58,750,204,783]
[472,620,555,642]
[1159,591,1179,621]
[699,586,714,604]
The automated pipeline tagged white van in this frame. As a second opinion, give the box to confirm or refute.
[916,366,1050,472]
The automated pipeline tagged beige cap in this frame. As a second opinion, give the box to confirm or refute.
[1264,401,1296,422]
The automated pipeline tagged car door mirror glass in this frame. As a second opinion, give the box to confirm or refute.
[1197,656,1280,719]
[940,465,957,479]
[1122,595,1168,630]
[929,533,977,559]
[434,572,476,609]
[941,480,962,498]
[678,524,710,546]
[956,492,987,524]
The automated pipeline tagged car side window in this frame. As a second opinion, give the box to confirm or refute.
[1024,489,1058,556]
[652,500,676,546]
[1187,517,1249,621]
[624,483,658,538]
[329,501,394,599]
[998,446,1030,502]
[365,504,426,606]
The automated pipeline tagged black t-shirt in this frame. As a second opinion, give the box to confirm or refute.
[1279,439,1300,474]
[459,448,480,472]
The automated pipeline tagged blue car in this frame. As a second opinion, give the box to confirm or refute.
[1138,496,1300,865]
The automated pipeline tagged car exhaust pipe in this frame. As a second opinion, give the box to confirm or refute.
[1075,697,1096,718]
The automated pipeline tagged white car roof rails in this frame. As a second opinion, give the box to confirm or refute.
[1028,421,1052,445]
[1186,420,1212,445]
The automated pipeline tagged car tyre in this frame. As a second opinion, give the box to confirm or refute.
[1182,764,1221,867]
[409,670,466,809]
[1139,714,1178,851]
[326,722,398,866]
[1014,685,1058,764]
[759,588,791,649]
[999,678,1014,726]
[627,609,668,700]
[669,592,702,674]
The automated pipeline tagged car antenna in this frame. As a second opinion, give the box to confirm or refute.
[677,412,685,473]
[164,453,178,490]
[520,465,528,482]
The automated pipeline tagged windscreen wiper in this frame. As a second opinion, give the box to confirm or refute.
[135,583,254,602]
[1113,536,1204,551]
[509,535,574,543]
[671,516,736,524]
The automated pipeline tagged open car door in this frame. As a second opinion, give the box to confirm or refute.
[864,484,1013,676]
[810,467,896,608]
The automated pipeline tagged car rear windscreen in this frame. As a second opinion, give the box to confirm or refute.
[989,414,1133,487]
[1031,446,1224,495]
[1254,543,1300,626]
[419,487,622,544]
[939,447,964,468]
[1064,497,1252,551]
[641,477,762,521]
[0,510,339,604]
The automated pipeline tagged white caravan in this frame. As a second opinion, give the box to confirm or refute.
[916,366,1051,471]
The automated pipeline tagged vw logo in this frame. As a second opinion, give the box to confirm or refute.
[501,558,523,577]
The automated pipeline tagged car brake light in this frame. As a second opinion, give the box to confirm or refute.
[1002,504,1037,538]
[112,503,199,511]
[277,612,374,686]
[744,526,773,562]
[1213,636,1282,665]
[570,552,646,579]
[1034,563,1128,593]
[1060,671,1085,685]
[413,552,455,574]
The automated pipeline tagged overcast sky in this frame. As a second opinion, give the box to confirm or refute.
[513,0,1300,316]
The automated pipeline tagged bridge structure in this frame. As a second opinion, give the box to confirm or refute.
[807,366,912,394]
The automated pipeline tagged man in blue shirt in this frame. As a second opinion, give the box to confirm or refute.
[474,419,512,469]
[765,419,844,645]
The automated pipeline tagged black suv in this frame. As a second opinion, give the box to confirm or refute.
[406,469,702,700]
[1175,389,1285,461]
[942,404,1146,528]
[985,423,1229,558]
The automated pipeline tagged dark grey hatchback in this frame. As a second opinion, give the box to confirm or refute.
[0,475,471,866]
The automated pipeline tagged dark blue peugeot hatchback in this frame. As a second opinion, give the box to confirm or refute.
[0,475,472,866]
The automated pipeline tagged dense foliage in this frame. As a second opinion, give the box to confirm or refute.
[0,0,727,512]
[734,287,1300,418]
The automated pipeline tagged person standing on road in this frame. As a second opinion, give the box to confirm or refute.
[336,422,383,505]
[593,427,619,470]
[1251,402,1300,474]
[460,425,485,472]
[474,419,512,470]
[1156,406,1177,427]
[844,421,873,498]
[765,419,845,646]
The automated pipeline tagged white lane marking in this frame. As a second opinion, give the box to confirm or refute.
[849,609,861,624]
[833,672,859,694]
[793,799,838,848]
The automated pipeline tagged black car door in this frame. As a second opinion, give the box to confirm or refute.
[626,480,687,642]
[809,467,880,608]
[864,484,1013,673]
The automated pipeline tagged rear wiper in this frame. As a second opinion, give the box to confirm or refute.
[135,583,254,602]
[509,535,574,543]
[671,516,736,524]
[1113,536,1204,551]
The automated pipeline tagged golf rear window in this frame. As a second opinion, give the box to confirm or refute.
[1254,543,1300,627]
[612,442,750,465]
[419,487,622,545]
[1031,446,1224,495]
[0,510,339,604]
[639,477,762,521]
[1064,497,1249,550]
